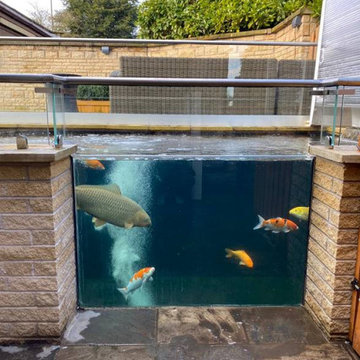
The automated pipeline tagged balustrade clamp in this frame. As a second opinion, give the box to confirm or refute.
[35,87,62,94]
[351,278,360,292]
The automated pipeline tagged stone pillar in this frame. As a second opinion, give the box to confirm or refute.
[0,144,77,342]
[305,145,360,339]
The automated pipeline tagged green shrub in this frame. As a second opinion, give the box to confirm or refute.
[77,85,109,100]
[137,0,322,39]
[308,0,322,17]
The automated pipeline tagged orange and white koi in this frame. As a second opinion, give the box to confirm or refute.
[117,267,155,301]
[225,248,253,268]
[253,215,298,233]
[83,160,105,170]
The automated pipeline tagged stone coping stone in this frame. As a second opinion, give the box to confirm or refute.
[309,145,360,164]
[0,144,77,163]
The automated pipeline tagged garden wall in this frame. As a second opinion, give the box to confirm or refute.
[0,8,318,112]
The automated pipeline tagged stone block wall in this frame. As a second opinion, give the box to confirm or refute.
[0,8,318,112]
[306,146,360,339]
[0,146,77,342]
[149,11,318,60]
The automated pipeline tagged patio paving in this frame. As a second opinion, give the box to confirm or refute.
[0,306,358,360]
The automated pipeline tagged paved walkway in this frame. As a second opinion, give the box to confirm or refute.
[0,307,358,359]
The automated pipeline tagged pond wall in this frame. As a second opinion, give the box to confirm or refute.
[307,145,360,340]
[0,143,360,342]
[0,145,77,341]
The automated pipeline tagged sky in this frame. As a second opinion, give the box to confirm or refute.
[2,0,65,17]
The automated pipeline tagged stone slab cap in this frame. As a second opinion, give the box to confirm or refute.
[309,145,360,164]
[0,144,77,163]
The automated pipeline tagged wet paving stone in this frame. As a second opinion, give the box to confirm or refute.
[62,309,157,345]
[158,343,255,360]
[0,345,59,360]
[54,345,155,360]
[158,307,247,345]
[3,307,356,360]
[230,307,326,345]
[248,342,355,359]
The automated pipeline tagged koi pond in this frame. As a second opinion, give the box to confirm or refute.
[71,134,314,307]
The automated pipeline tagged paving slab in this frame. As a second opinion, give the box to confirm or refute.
[158,307,247,345]
[158,343,254,360]
[54,345,155,360]
[62,309,157,345]
[229,307,326,345]
[2,306,356,360]
[0,345,59,360]
[248,342,355,359]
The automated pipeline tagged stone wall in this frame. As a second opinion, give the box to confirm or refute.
[148,10,318,60]
[0,145,77,342]
[306,146,360,339]
[0,8,319,112]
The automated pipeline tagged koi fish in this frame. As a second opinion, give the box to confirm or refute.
[83,160,105,170]
[225,249,253,268]
[117,267,155,301]
[289,206,309,221]
[253,215,298,233]
[75,184,151,229]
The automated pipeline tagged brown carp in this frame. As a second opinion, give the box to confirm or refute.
[75,184,151,229]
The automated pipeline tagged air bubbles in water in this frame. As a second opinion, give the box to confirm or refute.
[107,160,154,306]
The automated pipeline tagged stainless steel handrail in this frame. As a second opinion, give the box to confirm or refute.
[0,36,317,47]
[1,73,360,87]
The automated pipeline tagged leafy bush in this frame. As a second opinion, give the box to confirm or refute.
[137,0,322,39]
[77,85,109,100]
[308,0,322,17]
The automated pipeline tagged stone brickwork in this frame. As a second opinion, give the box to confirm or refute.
[306,146,360,339]
[0,8,318,112]
[149,10,318,61]
[0,145,77,342]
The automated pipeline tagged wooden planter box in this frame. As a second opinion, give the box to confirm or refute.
[76,100,110,113]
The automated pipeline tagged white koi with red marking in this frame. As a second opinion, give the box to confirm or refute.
[253,215,298,233]
[117,267,155,301]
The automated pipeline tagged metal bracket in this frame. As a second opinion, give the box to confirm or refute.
[35,87,75,95]
[35,87,53,94]
[35,87,62,94]
[310,90,330,96]
[351,278,360,292]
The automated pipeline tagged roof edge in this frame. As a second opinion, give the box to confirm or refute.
[0,1,56,37]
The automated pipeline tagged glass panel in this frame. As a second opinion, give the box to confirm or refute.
[45,83,66,146]
[336,86,360,146]
[312,86,339,145]
[0,82,50,142]
[69,84,313,132]
[0,81,66,147]
[73,144,313,307]
[0,44,316,139]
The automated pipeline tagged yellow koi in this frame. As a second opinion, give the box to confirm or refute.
[289,206,309,221]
